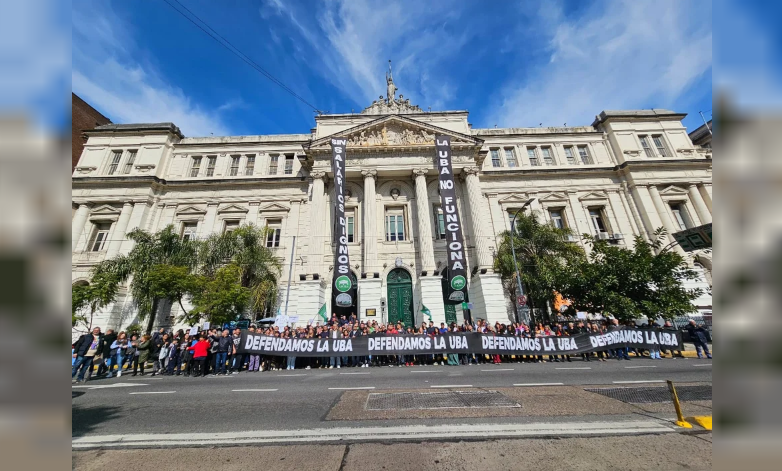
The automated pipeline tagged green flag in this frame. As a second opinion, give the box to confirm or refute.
[318,303,328,322]
[421,304,432,322]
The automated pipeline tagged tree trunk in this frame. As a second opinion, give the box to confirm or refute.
[145,297,160,335]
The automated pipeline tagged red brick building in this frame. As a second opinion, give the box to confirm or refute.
[72,93,110,171]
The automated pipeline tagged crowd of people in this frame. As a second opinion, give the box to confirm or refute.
[71,315,711,383]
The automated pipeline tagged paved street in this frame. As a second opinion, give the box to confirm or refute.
[73,357,711,439]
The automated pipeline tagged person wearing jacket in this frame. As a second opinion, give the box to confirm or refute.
[96,329,117,377]
[687,320,712,359]
[72,327,104,383]
[187,335,210,377]
[110,332,129,377]
[135,335,152,376]
[328,324,343,369]
[210,330,232,375]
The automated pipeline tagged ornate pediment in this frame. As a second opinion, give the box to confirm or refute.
[306,115,481,151]
[90,204,121,216]
[175,205,207,216]
[217,204,249,215]
[259,202,290,212]
[498,194,530,204]
[578,191,608,202]
[539,192,569,202]
[659,185,688,195]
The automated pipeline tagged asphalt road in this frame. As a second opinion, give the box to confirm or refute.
[72,357,711,439]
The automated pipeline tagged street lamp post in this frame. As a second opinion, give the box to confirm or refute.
[510,198,536,326]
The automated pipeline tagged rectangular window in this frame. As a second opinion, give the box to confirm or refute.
[107,151,122,175]
[206,156,217,177]
[577,145,592,164]
[639,135,655,157]
[549,209,565,229]
[122,150,137,174]
[526,147,540,166]
[589,208,608,234]
[189,157,202,177]
[490,149,502,167]
[435,207,446,239]
[541,147,555,165]
[223,220,240,234]
[669,203,691,231]
[265,219,282,248]
[504,148,517,167]
[284,155,294,175]
[269,155,279,175]
[229,155,240,176]
[89,223,111,251]
[346,210,355,243]
[181,222,198,242]
[564,146,576,164]
[652,135,670,157]
[245,155,255,175]
[385,209,405,242]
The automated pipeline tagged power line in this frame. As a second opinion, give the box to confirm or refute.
[159,0,325,114]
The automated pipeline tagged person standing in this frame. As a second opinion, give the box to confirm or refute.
[135,335,152,376]
[110,332,129,377]
[329,324,342,369]
[72,327,104,383]
[211,329,232,375]
[687,320,712,359]
[188,334,210,377]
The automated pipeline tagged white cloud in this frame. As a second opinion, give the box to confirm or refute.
[262,0,469,111]
[490,0,712,128]
[72,2,232,137]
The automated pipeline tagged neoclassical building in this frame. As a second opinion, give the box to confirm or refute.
[72,79,713,333]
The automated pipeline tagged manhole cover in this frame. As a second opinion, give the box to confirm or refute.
[584,385,711,403]
[366,390,520,410]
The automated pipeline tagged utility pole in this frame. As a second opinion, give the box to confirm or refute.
[510,198,536,325]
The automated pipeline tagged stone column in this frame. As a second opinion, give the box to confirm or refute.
[461,167,492,269]
[361,169,378,274]
[309,171,327,276]
[199,202,219,238]
[688,184,712,224]
[120,201,150,254]
[71,203,92,251]
[412,169,436,273]
[106,202,133,258]
[247,201,260,226]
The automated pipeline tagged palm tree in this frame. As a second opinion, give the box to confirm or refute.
[91,225,197,334]
[493,211,584,323]
[197,224,282,319]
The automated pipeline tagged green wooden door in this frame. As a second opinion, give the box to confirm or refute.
[387,268,414,327]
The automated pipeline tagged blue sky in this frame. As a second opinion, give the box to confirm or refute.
[72,0,713,137]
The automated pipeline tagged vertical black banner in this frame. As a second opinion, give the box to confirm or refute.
[330,138,353,307]
[435,135,467,303]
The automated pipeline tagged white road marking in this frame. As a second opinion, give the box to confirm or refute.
[430,385,473,388]
[328,387,375,390]
[72,383,148,390]
[128,391,176,395]
[693,364,712,367]
[612,380,665,384]
[513,382,564,387]
[278,374,307,377]
[410,371,441,373]
[340,372,370,375]
[73,420,678,449]
[556,367,591,370]
[232,389,278,392]
[481,368,514,372]
[624,366,657,369]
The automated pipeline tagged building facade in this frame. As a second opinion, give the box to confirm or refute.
[72,81,713,333]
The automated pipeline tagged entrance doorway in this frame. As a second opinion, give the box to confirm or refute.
[386,268,414,327]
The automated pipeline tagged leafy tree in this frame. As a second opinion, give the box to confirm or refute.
[71,267,122,330]
[91,225,197,334]
[147,264,195,316]
[559,228,703,322]
[185,263,251,326]
[197,225,281,318]
[493,211,585,323]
